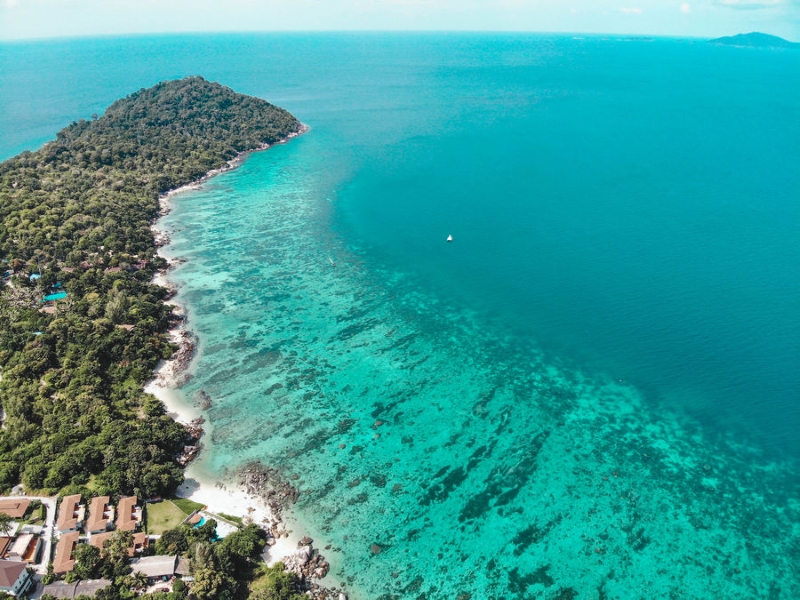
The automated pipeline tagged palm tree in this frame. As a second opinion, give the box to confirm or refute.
[0,512,13,536]
[131,571,148,592]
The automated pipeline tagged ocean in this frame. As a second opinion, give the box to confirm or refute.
[2,33,799,598]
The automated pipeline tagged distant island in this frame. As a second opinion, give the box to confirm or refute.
[710,32,799,48]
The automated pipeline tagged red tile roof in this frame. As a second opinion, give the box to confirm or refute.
[86,496,111,533]
[53,531,80,574]
[89,532,113,551]
[116,497,139,532]
[0,499,31,519]
[90,531,148,557]
[56,495,82,531]
[0,560,26,589]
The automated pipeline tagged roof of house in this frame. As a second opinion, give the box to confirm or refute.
[175,556,191,577]
[88,531,113,551]
[89,531,148,557]
[9,532,33,555]
[116,496,138,531]
[0,560,27,589]
[0,498,31,519]
[86,496,111,532]
[75,579,113,597]
[14,533,41,562]
[53,531,80,574]
[42,579,112,599]
[56,494,82,531]
[132,531,149,556]
[130,555,177,578]
[40,581,77,599]
[0,536,12,556]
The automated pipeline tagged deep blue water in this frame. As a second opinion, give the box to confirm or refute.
[2,34,799,597]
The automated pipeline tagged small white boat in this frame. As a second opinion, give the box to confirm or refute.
[446,234,453,242]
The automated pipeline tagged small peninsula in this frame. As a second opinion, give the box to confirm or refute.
[710,32,799,48]
[0,77,318,598]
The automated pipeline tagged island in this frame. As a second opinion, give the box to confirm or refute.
[709,31,800,48]
[0,78,325,599]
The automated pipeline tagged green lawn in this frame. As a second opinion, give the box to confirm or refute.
[146,501,192,534]
[218,512,244,527]
[172,498,205,515]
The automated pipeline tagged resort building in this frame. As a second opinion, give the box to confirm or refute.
[115,497,141,532]
[56,495,84,533]
[42,579,112,599]
[0,536,12,557]
[0,499,30,519]
[0,560,32,597]
[86,496,113,534]
[130,555,178,583]
[7,532,41,563]
[53,531,80,575]
[89,531,149,557]
[131,532,149,555]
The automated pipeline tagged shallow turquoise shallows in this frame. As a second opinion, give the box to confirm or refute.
[2,33,799,598]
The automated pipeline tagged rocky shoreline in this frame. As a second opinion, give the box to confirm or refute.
[238,462,349,599]
[147,123,353,599]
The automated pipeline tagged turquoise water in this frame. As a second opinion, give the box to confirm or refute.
[2,34,799,598]
[42,291,68,302]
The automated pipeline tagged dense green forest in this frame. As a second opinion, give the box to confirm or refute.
[0,76,303,499]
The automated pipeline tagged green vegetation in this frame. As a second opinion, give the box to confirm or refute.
[171,497,205,515]
[146,499,189,534]
[146,497,206,534]
[150,520,273,599]
[0,76,302,500]
[249,563,306,600]
[0,512,12,536]
[218,512,244,527]
[23,499,45,525]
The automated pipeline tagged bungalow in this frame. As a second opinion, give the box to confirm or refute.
[0,499,30,519]
[132,532,149,555]
[42,579,112,599]
[88,531,111,551]
[86,496,113,534]
[56,495,84,533]
[175,556,192,581]
[53,531,80,575]
[7,532,41,563]
[130,555,178,583]
[89,531,149,557]
[115,497,141,532]
[0,560,32,597]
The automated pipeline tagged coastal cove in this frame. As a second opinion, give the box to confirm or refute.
[2,33,800,599]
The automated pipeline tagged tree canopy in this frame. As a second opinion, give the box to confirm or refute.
[0,77,303,498]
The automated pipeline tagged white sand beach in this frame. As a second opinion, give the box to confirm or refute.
[144,134,311,567]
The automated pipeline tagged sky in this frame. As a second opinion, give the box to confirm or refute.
[0,0,798,41]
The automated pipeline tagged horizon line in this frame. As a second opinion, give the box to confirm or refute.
[2,29,774,44]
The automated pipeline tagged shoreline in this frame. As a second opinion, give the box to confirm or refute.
[144,124,350,596]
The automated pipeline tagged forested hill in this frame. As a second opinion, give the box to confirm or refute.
[710,32,799,48]
[0,77,302,499]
